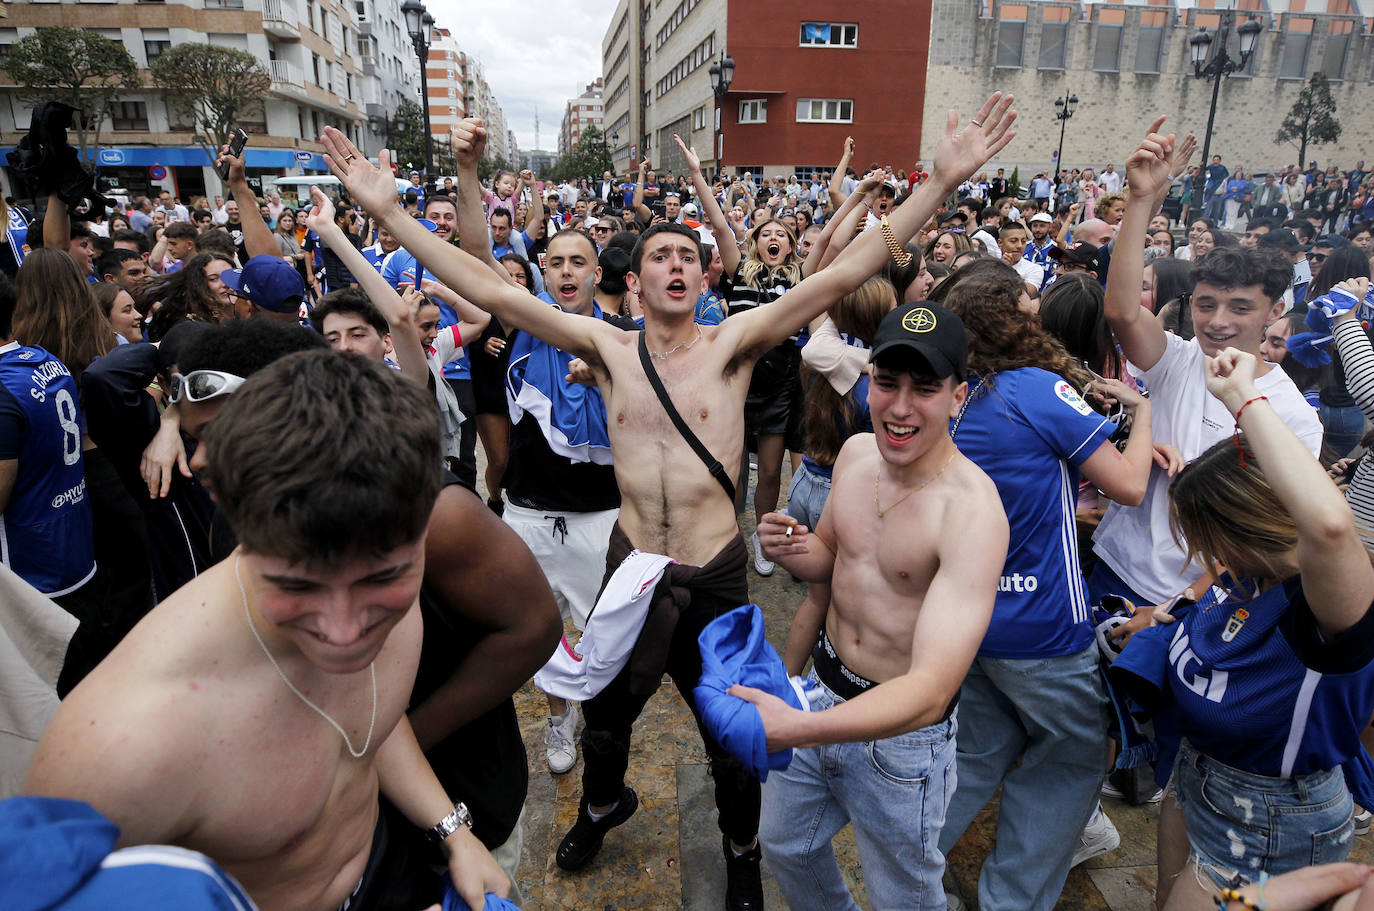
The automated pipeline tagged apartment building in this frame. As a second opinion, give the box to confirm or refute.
[353,0,421,157]
[559,77,603,157]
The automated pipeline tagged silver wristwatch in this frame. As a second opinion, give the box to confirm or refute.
[425,802,474,843]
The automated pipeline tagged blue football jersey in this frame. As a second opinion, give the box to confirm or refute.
[0,343,95,594]
[952,368,1114,658]
[1120,577,1374,779]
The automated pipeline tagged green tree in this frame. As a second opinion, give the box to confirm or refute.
[387,99,429,174]
[4,27,140,167]
[552,125,612,183]
[152,43,271,175]
[1275,72,1342,170]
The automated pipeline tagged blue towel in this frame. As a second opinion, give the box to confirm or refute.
[695,604,804,782]
[1287,331,1335,368]
[504,293,613,465]
[440,875,522,911]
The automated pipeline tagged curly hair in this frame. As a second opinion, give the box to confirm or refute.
[142,252,237,342]
[929,258,1093,394]
[1190,246,1291,303]
[738,218,802,289]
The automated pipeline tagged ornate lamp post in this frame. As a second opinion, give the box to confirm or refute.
[707,52,735,176]
[1188,12,1262,207]
[401,0,435,182]
[1053,92,1078,184]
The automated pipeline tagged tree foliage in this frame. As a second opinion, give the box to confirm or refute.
[152,44,271,176]
[388,99,429,174]
[5,27,140,167]
[548,125,613,182]
[1275,72,1342,170]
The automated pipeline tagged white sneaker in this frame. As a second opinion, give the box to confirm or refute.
[945,890,968,911]
[751,530,775,576]
[1356,809,1372,835]
[1072,808,1121,867]
[545,704,579,774]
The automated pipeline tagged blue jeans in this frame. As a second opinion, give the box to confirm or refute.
[1320,402,1366,464]
[786,462,832,531]
[937,645,1110,911]
[759,671,958,911]
[1173,740,1354,887]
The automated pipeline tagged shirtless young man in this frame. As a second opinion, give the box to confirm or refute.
[739,302,1008,911]
[321,91,1015,909]
[25,352,508,911]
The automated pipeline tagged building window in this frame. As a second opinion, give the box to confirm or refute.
[143,39,171,65]
[693,106,706,130]
[1281,18,1313,79]
[1323,28,1351,81]
[1134,25,1164,74]
[110,101,149,131]
[996,22,1025,68]
[738,99,767,124]
[1039,22,1068,70]
[799,22,857,48]
[1092,24,1121,72]
[796,98,852,123]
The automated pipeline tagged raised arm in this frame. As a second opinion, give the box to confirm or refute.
[1207,347,1374,638]
[827,136,854,209]
[449,119,507,278]
[303,186,428,384]
[1104,118,1174,372]
[805,170,883,277]
[322,127,611,360]
[220,144,279,261]
[726,93,1017,355]
[632,159,652,226]
[675,134,741,275]
[42,192,68,250]
[1332,280,1374,421]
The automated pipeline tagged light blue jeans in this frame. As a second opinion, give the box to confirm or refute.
[937,645,1110,911]
[759,672,958,911]
[786,462,832,532]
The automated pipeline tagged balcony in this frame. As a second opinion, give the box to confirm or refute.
[269,59,309,100]
[262,0,301,41]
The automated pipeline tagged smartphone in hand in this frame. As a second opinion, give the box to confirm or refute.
[217,128,249,181]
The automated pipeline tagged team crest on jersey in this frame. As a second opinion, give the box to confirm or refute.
[1221,608,1250,642]
[16,350,34,360]
[1055,380,1092,416]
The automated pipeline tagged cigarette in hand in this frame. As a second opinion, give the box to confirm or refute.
[785,525,794,539]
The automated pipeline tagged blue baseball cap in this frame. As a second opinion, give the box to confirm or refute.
[221,254,306,314]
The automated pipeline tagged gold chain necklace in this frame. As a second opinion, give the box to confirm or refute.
[649,324,703,360]
[874,449,958,518]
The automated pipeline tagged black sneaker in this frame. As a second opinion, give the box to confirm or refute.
[723,834,764,911]
[555,787,639,872]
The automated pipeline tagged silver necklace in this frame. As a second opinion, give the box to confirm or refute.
[649,324,703,360]
[235,556,377,759]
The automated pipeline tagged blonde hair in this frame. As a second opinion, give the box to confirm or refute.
[738,218,802,289]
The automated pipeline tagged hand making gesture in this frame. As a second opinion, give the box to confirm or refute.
[1124,116,1176,201]
[451,117,486,169]
[929,92,1017,191]
[672,134,701,176]
[322,126,402,218]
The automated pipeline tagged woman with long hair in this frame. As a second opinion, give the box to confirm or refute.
[928,258,1157,907]
[925,229,971,265]
[141,252,237,342]
[883,243,935,304]
[1152,257,1196,338]
[92,281,143,345]
[1175,217,1214,261]
[12,248,113,376]
[679,134,813,575]
[1112,346,1374,911]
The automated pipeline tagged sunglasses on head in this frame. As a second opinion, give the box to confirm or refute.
[168,369,246,404]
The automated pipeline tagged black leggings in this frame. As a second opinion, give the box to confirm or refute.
[580,588,761,845]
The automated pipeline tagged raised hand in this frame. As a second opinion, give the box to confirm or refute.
[1124,116,1176,199]
[855,168,885,202]
[303,185,337,236]
[321,126,401,218]
[451,118,485,169]
[217,143,247,185]
[673,134,701,175]
[930,92,1017,191]
[1204,347,1260,409]
[1167,131,1197,181]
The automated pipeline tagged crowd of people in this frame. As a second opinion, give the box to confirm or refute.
[5,92,1374,911]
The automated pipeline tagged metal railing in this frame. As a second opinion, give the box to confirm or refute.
[262,0,299,29]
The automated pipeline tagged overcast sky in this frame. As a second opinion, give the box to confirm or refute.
[425,0,617,152]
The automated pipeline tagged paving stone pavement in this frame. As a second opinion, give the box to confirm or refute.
[475,456,1374,910]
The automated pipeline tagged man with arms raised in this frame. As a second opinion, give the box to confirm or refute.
[743,302,1007,910]
[322,91,1014,909]
[25,350,508,911]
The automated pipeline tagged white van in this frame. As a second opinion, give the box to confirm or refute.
[272,175,411,205]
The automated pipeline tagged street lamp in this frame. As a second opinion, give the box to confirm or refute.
[1052,92,1078,186]
[402,0,435,183]
[708,52,735,176]
[1188,11,1262,214]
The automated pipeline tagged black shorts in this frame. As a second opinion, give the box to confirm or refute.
[469,320,511,417]
[344,799,442,911]
[744,344,805,449]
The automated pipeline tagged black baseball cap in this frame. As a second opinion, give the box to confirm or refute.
[1049,242,1101,271]
[870,302,968,380]
[1257,229,1307,254]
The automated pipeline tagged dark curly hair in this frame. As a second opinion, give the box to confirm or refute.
[142,252,237,342]
[928,258,1093,394]
[1190,246,1291,303]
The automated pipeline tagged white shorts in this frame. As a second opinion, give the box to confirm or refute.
[503,502,617,630]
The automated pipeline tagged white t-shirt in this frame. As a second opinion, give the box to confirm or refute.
[1100,170,1123,194]
[1092,333,1323,604]
[1011,257,1045,290]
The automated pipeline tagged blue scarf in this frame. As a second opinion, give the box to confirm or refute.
[504,293,613,464]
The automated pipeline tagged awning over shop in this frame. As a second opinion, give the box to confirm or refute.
[0,146,330,171]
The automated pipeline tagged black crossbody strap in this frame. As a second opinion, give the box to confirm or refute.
[637,332,736,502]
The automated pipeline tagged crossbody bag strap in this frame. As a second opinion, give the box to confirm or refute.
[637,332,736,502]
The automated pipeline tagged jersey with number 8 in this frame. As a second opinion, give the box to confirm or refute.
[0,342,95,595]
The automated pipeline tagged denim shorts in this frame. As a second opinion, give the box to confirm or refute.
[786,462,832,532]
[1172,740,1354,888]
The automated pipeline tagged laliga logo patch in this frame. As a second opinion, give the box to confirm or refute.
[902,307,937,334]
[1221,607,1249,643]
[1055,380,1093,416]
